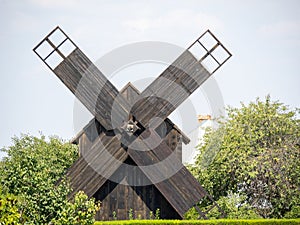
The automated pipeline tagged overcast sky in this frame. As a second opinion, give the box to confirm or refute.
[1,0,299,160]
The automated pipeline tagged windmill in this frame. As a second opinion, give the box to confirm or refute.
[33,26,231,220]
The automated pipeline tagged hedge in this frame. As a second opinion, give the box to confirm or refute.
[94,219,300,225]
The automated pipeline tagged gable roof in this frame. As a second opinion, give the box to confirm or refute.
[71,82,190,145]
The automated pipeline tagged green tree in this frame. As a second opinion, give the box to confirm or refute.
[189,96,300,218]
[0,134,100,224]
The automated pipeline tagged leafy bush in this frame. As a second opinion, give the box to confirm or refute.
[285,205,300,219]
[0,187,20,225]
[185,192,261,220]
[94,219,300,225]
[51,191,100,225]
[0,134,100,224]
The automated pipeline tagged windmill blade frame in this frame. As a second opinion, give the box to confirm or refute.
[131,31,232,128]
[33,26,130,131]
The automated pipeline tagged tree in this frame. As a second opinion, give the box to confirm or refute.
[0,134,100,224]
[189,96,300,218]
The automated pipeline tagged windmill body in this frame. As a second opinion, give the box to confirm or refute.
[71,82,187,219]
[33,27,231,220]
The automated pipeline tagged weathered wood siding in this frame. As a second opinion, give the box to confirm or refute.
[93,157,181,220]
[66,128,127,197]
[127,131,208,217]
[71,117,184,220]
[72,82,187,159]
[68,82,186,220]
[80,118,203,218]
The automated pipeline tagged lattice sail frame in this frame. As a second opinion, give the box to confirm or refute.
[188,29,232,74]
[33,26,78,70]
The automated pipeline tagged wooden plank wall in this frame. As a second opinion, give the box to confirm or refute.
[93,157,181,220]
[66,133,128,197]
[76,116,185,219]
[127,131,208,217]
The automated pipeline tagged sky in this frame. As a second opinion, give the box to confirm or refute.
[1,0,299,161]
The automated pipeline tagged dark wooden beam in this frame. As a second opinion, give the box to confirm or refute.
[66,134,127,197]
[130,50,211,128]
[127,131,209,217]
[54,48,131,130]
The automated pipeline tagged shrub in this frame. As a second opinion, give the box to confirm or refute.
[94,219,300,225]
[0,134,100,224]
[0,187,21,225]
[51,191,100,225]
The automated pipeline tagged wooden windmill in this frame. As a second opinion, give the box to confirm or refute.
[33,26,231,220]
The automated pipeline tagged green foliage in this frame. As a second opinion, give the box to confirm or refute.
[207,193,260,219]
[0,187,21,225]
[155,208,160,220]
[51,191,100,225]
[285,205,300,219]
[189,96,300,219]
[113,211,117,220]
[94,219,300,225]
[129,208,134,220]
[125,208,160,220]
[149,211,154,220]
[185,193,260,220]
[0,134,100,224]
